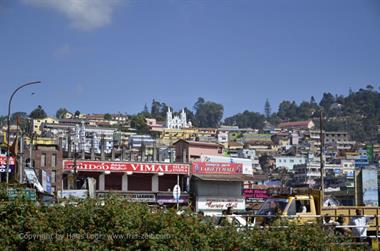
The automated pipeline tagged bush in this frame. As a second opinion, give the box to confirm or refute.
[0,196,365,250]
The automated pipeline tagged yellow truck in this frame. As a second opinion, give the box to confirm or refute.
[255,189,380,234]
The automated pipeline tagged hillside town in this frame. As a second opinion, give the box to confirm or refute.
[1,103,378,214]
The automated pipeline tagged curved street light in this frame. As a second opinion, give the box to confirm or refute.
[6,81,42,184]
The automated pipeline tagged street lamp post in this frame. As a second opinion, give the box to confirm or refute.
[6,81,41,184]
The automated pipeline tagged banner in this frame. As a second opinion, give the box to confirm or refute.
[0,156,16,173]
[192,162,243,175]
[63,160,189,174]
[196,196,245,211]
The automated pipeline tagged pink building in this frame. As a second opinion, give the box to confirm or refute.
[173,140,224,163]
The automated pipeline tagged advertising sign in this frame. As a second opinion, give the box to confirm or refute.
[24,168,44,193]
[362,169,378,206]
[173,184,181,201]
[63,161,189,175]
[7,188,37,201]
[125,193,156,203]
[192,162,243,175]
[41,170,51,193]
[58,189,88,199]
[201,155,253,175]
[196,196,245,212]
[157,194,189,204]
[0,156,15,173]
[243,189,269,199]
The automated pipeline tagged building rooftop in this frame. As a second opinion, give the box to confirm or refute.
[278,120,313,128]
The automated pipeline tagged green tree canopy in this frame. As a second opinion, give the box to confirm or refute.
[130,114,150,134]
[56,107,69,119]
[264,99,271,119]
[193,97,223,128]
[224,110,265,130]
[29,105,47,119]
[104,113,112,120]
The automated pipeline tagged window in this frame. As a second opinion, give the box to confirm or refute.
[290,159,294,163]
[41,153,46,167]
[296,200,311,213]
[51,170,56,184]
[52,154,57,167]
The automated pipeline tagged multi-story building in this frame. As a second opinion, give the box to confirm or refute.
[293,161,321,187]
[173,140,223,163]
[325,131,350,144]
[32,117,59,135]
[275,156,306,172]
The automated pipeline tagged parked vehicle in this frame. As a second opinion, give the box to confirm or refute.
[255,189,380,235]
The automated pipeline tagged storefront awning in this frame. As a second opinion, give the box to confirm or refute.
[192,174,254,182]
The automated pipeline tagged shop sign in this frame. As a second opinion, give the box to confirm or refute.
[0,156,15,173]
[7,188,37,201]
[125,193,156,203]
[196,196,245,211]
[58,189,88,199]
[243,189,269,199]
[192,162,243,175]
[157,194,189,204]
[63,160,189,174]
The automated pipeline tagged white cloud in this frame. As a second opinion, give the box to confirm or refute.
[23,0,121,31]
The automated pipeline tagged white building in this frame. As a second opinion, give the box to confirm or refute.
[275,156,306,172]
[166,108,191,129]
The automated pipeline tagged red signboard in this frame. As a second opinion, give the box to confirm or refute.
[192,162,243,175]
[63,160,189,175]
[243,189,269,199]
[0,156,15,165]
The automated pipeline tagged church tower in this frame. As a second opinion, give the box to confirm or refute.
[166,107,173,128]
[180,108,187,127]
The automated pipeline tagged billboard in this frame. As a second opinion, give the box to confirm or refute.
[63,161,189,175]
[192,162,243,175]
[362,169,378,206]
[201,155,253,175]
[0,156,15,173]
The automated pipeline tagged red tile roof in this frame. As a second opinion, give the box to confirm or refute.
[278,120,313,128]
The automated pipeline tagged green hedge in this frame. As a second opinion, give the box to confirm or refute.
[0,196,365,250]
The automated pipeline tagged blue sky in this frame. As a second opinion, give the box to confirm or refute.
[0,0,379,118]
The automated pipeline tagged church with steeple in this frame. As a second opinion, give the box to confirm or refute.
[166,108,192,129]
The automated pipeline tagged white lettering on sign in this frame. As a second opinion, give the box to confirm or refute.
[63,161,189,174]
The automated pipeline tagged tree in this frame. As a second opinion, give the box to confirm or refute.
[29,105,47,119]
[151,99,161,119]
[56,108,69,119]
[277,101,298,120]
[142,103,150,117]
[264,99,271,119]
[366,84,374,91]
[319,93,335,111]
[224,111,265,130]
[130,114,150,134]
[183,107,195,125]
[104,113,112,120]
[74,110,81,118]
[193,97,223,128]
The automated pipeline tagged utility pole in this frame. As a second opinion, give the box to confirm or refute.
[5,81,41,184]
[319,110,325,203]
